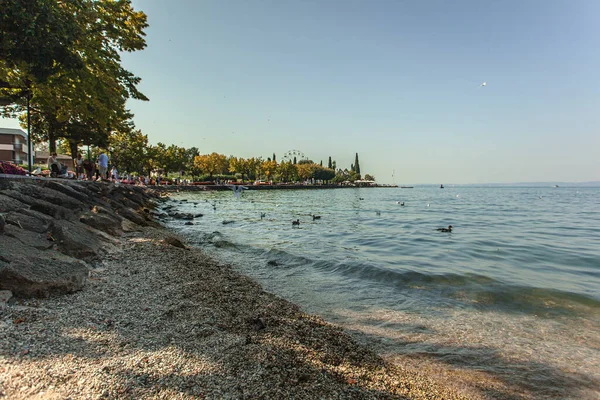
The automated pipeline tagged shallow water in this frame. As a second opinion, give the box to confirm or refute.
[164,186,600,398]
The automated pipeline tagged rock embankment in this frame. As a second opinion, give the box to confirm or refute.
[0,178,161,297]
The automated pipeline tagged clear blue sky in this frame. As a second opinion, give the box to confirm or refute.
[4,0,600,183]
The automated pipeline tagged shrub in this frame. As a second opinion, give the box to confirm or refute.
[0,161,27,176]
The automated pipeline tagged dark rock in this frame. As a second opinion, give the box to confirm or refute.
[169,212,194,220]
[0,235,88,297]
[164,236,186,249]
[30,199,74,220]
[114,205,147,226]
[79,212,123,237]
[49,220,110,259]
[4,210,51,233]
[17,183,84,210]
[0,193,27,213]
[0,214,4,234]
[3,224,54,250]
[184,221,194,225]
[44,181,89,203]
[267,260,279,266]
[249,317,266,331]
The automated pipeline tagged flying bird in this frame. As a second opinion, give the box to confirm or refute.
[479,82,487,87]
[227,184,249,198]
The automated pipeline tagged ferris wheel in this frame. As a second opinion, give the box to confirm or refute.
[282,149,307,163]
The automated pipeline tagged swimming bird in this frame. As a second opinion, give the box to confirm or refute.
[436,225,453,232]
[260,212,266,219]
[292,219,300,226]
[396,201,405,206]
[427,203,430,207]
[376,211,381,216]
[312,215,321,220]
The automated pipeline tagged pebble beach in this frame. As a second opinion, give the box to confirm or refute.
[0,219,480,399]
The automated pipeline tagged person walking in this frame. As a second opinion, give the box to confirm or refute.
[97,152,109,180]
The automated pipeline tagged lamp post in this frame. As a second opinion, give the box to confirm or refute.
[26,90,32,174]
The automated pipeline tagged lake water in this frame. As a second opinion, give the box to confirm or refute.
[162,186,600,399]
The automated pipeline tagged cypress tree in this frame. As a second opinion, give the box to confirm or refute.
[273,153,276,162]
[354,153,360,175]
[293,156,297,164]
[328,156,332,169]
[320,160,323,166]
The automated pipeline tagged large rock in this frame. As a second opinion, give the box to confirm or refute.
[49,219,111,259]
[44,181,90,203]
[0,193,27,213]
[79,212,123,236]
[30,199,74,220]
[3,210,52,233]
[17,183,85,211]
[0,235,88,297]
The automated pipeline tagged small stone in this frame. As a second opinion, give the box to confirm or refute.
[164,236,186,249]
[0,290,12,305]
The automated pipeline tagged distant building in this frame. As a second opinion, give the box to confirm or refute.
[0,127,28,165]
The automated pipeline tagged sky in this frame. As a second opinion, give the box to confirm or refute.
[3,0,600,184]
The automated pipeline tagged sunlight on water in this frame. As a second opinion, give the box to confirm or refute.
[163,186,600,399]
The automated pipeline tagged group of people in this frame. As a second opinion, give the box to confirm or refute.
[47,151,118,181]
[46,151,193,185]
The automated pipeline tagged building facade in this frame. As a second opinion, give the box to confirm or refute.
[0,128,28,165]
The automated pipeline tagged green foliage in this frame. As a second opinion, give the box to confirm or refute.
[1,0,149,152]
[0,0,83,83]
[276,161,297,183]
[364,173,376,181]
[109,129,151,174]
[354,153,361,175]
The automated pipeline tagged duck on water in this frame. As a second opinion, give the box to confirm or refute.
[436,225,453,232]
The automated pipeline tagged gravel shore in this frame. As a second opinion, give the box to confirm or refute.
[0,222,480,399]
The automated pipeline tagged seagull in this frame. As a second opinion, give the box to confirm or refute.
[436,225,453,232]
[427,203,430,207]
[479,82,487,87]
[227,184,249,198]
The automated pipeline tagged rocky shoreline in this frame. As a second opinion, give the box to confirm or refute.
[0,178,486,399]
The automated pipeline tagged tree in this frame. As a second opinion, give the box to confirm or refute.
[185,147,200,177]
[229,156,246,181]
[272,153,276,162]
[1,0,149,152]
[261,159,278,182]
[276,160,296,183]
[0,0,83,84]
[364,174,375,181]
[244,157,262,181]
[328,156,332,169]
[109,129,150,174]
[194,152,227,180]
[354,153,361,175]
[296,163,318,181]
